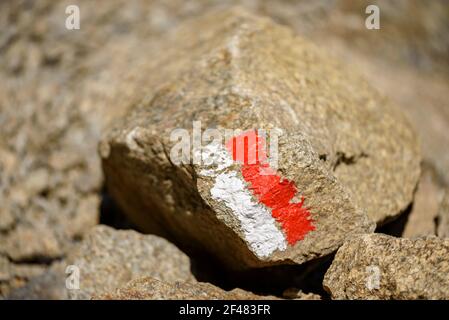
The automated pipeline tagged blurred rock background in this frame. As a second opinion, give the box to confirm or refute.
[0,0,448,298]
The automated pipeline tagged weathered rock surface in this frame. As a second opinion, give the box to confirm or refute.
[323,234,449,299]
[65,225,195,299]
[1,0,444,295]
[0,0,214,292]
[344,51,449,188]
[6,262,69,300]
[281,287,322,300]
[0,254,49,297]
[1,0,444,299]
[0,0,105,271]
[101,9,419,269]
[437,190,449,238]
[0,0,212,276]
[7,226,194,299]
[96,277,320,300]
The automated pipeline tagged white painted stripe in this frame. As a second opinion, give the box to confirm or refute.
[210,171,287,257]
[199,142,287,258]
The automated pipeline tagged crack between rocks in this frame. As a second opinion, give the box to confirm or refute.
[6,255,64,266]
[1,252,63,268]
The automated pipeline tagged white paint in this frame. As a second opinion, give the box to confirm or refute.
[200,142,286,258]
[210,171,287,257]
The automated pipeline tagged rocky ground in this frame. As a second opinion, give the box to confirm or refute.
[0,1,448,300]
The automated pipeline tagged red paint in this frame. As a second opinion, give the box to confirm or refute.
[226,130,315,245]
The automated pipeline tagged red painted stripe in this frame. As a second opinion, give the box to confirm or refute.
[226,130,315,245]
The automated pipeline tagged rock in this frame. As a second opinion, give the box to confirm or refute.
[347,52,449,187]
[2,0,221,288]
[101,8,419,269]
[65,195,100,239]
[0,254,49,297]
[0,0,127,274]
[7,263,68,300]
[282,287,321,300]
[437,190,449,238]
[323,234,449,299]
[96,277,319,300]
[279,0,449,185]
[0,0,439,294]
[2,225,63,262]
[65,225,194,299]
[6,226,194,299]
[0,0,230,274]
[0,256,10,282]
[402,165,444,238]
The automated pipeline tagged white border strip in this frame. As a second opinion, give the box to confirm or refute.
[200,143,286,258]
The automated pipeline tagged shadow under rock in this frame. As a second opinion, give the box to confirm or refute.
[189,250,332,299]
[375,203,412,237]
[99,188,137,230]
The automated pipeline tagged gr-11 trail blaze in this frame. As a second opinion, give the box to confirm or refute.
[226,131,315,245]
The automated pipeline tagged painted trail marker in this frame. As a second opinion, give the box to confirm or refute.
[202,130,315,258]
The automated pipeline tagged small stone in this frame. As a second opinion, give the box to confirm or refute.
[282,287,321,300]
[323,234,449,299]
[65,225,194,299]
[95,277,281,300]
[0,256,49,298]
[7,263,67,300]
